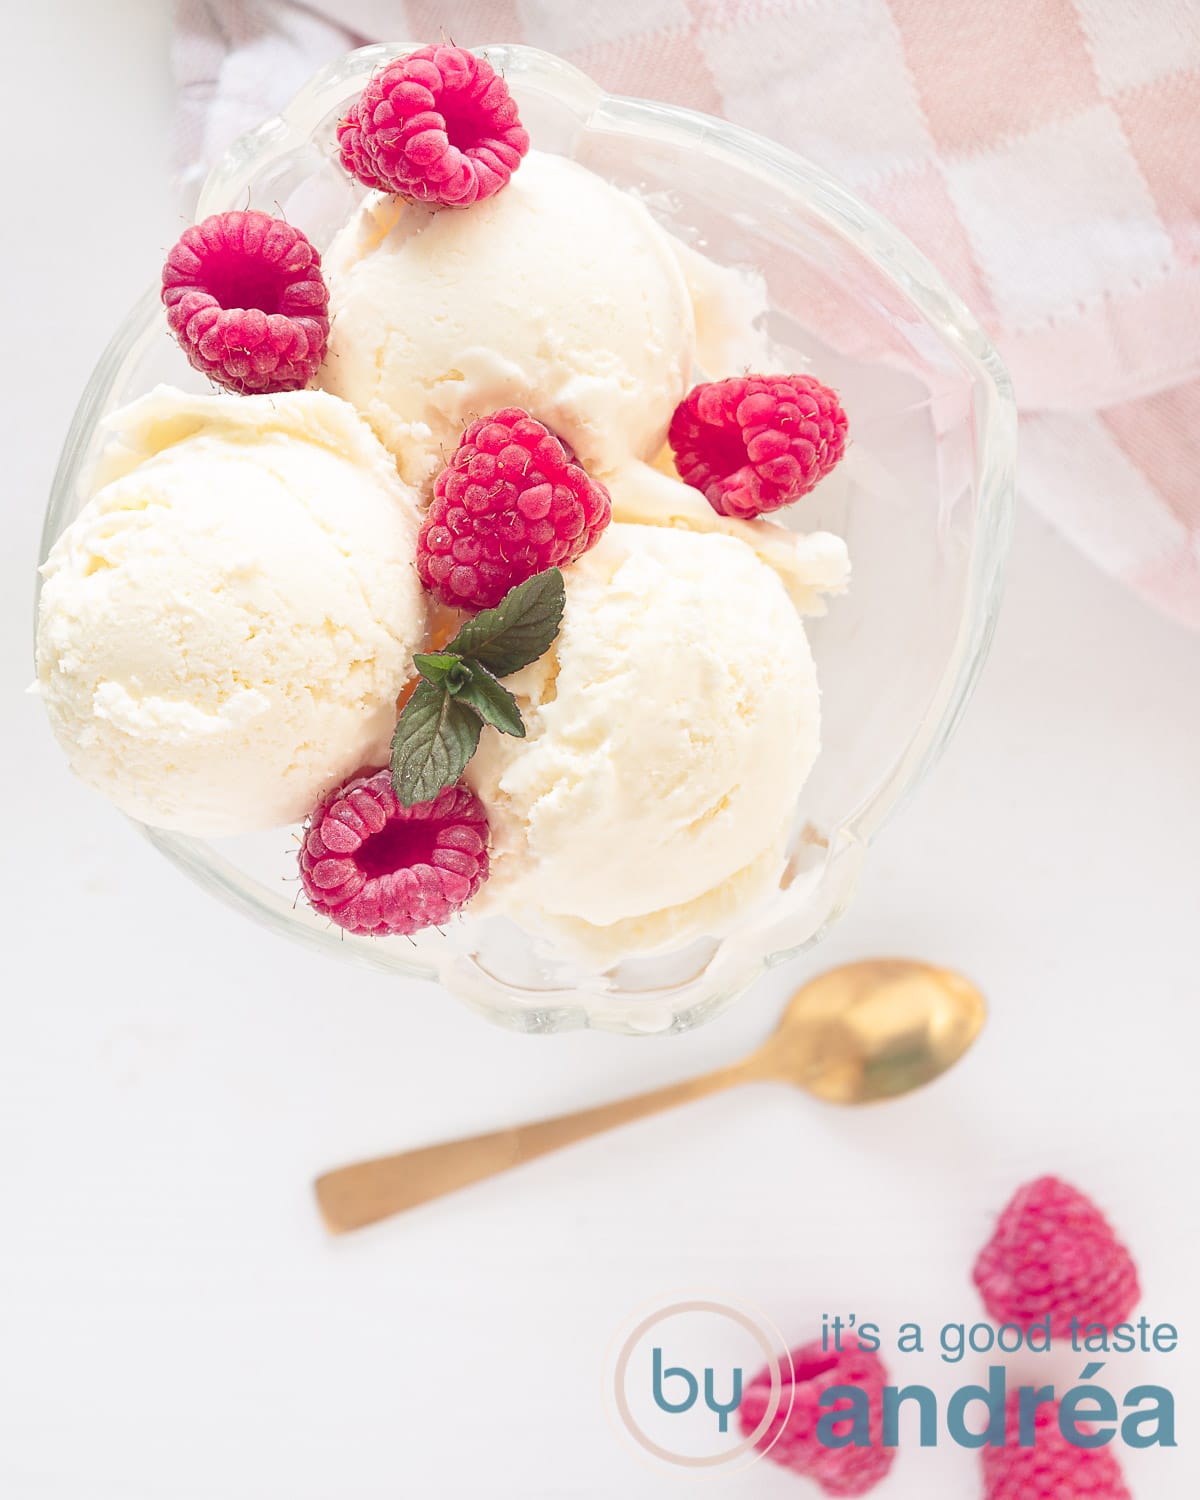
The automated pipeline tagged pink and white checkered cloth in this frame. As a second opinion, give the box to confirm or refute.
[175,0,1200,628]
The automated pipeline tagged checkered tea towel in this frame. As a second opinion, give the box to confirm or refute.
[175,0,1200,628]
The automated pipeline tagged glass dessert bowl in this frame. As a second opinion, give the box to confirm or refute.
[37,43,1014,1035]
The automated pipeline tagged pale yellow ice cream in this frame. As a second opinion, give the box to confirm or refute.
[468,523,824,956]
[606,459,850,616]
[668,236,770,378]
[36,386,426,836]
[318,150,695,487]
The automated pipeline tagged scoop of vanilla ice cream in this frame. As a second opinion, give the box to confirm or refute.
[468,523,821,956]
[668,236,770,377]
[36,386,426,836]
[318,150,695,487]
[607,460,850,616]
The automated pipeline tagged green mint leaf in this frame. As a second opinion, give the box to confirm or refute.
[445,660,473,695]
[413,652,463,687]
[414,652,472,695]
[452,662,525,738]
[445,568,565,678]
[390,678,482,807]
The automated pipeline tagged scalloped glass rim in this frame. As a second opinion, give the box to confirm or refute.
[37,43,1015,1035]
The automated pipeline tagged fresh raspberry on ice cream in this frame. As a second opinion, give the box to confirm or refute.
[417,407,611,611]
[669,373,848,519]
[982,1395,1131,1500]
[739,1336,895,1495]
[299,769,489,936]
[337,45,529,206]
[335,112,388,191]
[973,1176,1140,1337]
[161,210,329,394]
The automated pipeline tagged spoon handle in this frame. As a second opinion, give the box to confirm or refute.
[314,1061,753,1233]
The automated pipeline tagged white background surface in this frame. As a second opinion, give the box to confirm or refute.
[2,3,1197,1496]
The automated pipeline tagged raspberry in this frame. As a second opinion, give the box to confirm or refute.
[161,211,329,394]
[982,1395,1131,1500]
[669,373,848,519]
[299,769,489,936]
[337,45,530,206]
[739,1337,894,1496]
[335,113,388,191]
[973,1177,1140,1338]
[417,407,612,611]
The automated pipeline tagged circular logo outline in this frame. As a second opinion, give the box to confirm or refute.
[609,1296,795,1471]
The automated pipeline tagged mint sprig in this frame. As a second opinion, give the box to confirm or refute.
[390,568,564,807]
[451,663,525,738]
[390,678,482,807]
[442,568,567,677]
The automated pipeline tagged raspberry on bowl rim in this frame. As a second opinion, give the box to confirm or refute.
[160,209,330,395]
[338,44,530,206]
[669,373,848,520]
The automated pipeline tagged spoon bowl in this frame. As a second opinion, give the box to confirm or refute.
[756,958,988,1103]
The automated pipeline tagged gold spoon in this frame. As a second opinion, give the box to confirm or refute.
[315,958,985,1234]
